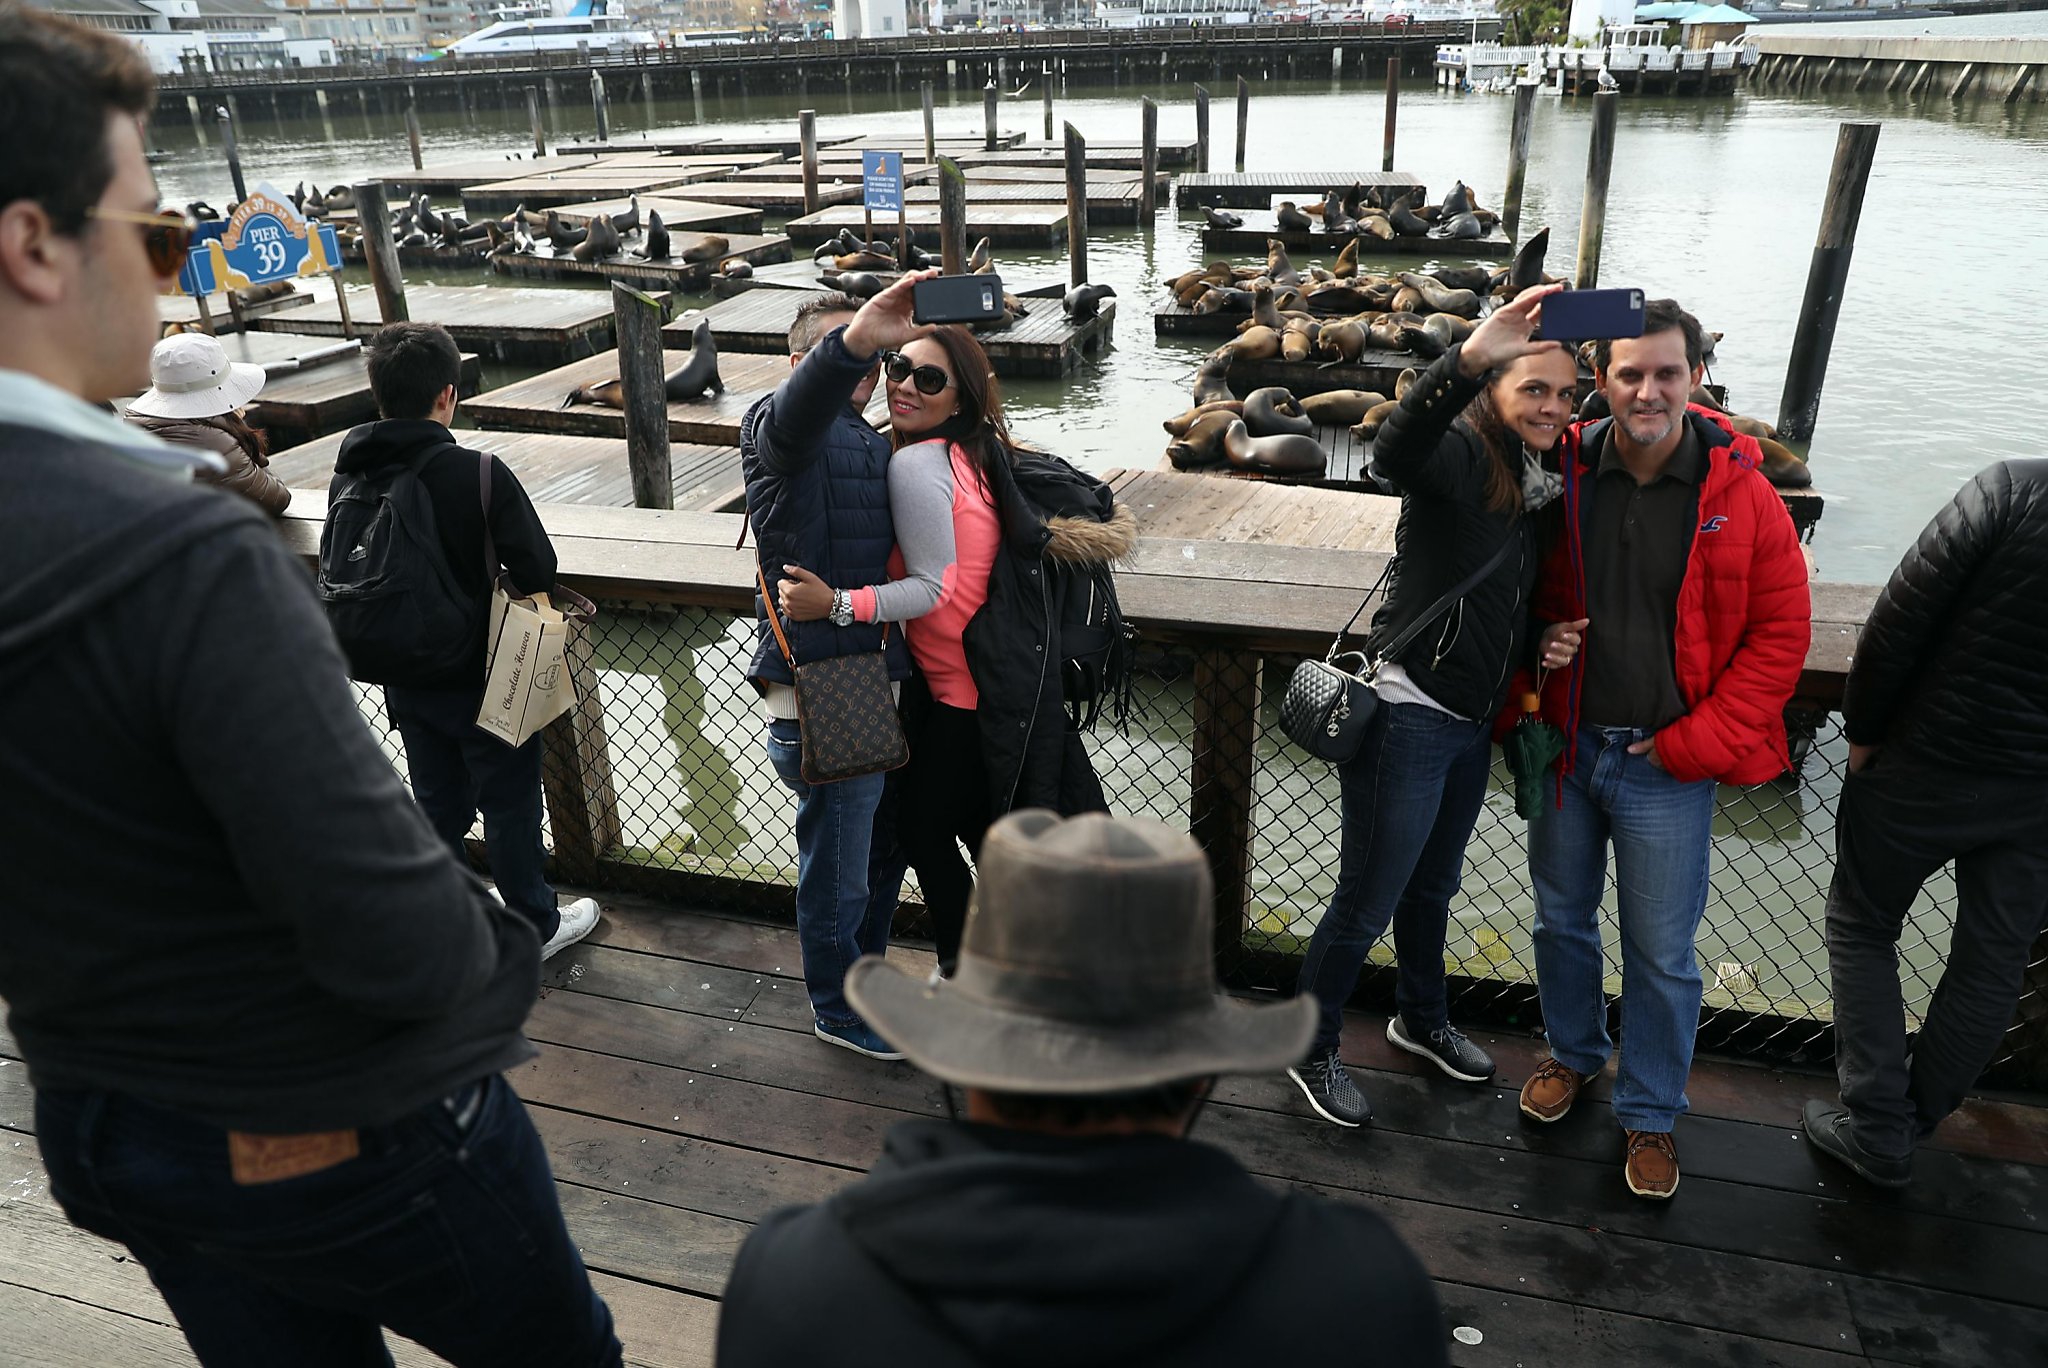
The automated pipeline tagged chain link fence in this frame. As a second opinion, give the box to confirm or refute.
[351,603,2039,1076]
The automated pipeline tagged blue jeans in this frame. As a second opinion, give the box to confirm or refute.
[766,718,901,1027]
[36,1077,620,1368]
[385,684,559,943]
[1529,725,1718,1132]
[1295,701,1494,1055]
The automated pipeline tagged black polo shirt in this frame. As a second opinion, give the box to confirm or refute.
[1579,425,1703,730]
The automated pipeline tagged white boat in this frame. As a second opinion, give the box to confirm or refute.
[442,0,657,57]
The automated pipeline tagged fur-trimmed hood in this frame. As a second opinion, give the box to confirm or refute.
[1046,503,1136,565]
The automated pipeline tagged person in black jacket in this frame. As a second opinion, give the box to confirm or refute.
[716,811,1450,1368]
[1289,285,1580,1128]
[1803,459,2048,1188]
[343,322,601,961]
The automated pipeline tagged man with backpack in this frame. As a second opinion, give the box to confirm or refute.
[325,322,599,960]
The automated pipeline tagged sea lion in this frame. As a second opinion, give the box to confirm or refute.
[1248,281,1285,332]
[563,377,625,409]
[1332,238,1359,279]
[414,197,446,238]
[1221,419,1326,477]
[1305,265,1335,285]
[1399,324,1447,360]
[1431,265,1492,294]
[1276,201,1314,232]
[1367,314,1415,352]
[1299,389,1386,426]
[968,237,994,273]
[1280,319,1320,362]
[1191,350,1235,405]
[397,229,429,250]
[1062,282,1117,321]
[1302,283,1382,315]
[572,213,621,262]
[1424,312,1476,349]
[1165,410,1239,470]
[1390,285,1427,314]
[321,187,354,211]
[1242,387,1315,438]
[635,211,672,261]
[1341,182,1366,221]
[1429,212,1485,241]
[832,249,895,271]
[1507,226,1552,293]
[683,234,732,265]
[1724,412,1777,442]
[720,258,754,279]
[1358,213,1394,241]
[664,319,724,401]
[232,281,295,306]
[1439,181,1475,218]
[821,270,886,299]
[1193,287,1254,315]
[1395,367,1418,400]
[545,210,586,252]
[1388,191,1433,238]
[1162,399,1244,437]
[1224,325,1282,361]
[1756,436,1812,488]
[1317,321,1368,364]
[1399,272,1480,318]
[1202,205,1244,230]
[610,195,641,235]
[1266,240,1302,289]
[1351,398,1401,442]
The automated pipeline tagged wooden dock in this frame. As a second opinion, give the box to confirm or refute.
[724,161,940,186]
[549,197,767,237]
[489,233,795,293]
[250,285,664,367]
[464,351,886,447]
[160,286,313,334]
[952,138,1199,171]
[1200,216,1515,260]
[1108,467,1398,548]
[784,204,1067,248]
[459,156,782,214]
[1178,170,1429,209]
[900,177,1154,225]
[663,286,1114,379]
[664,180,864,213]
[17,892,2038,1366]
[373,153,603,197]
[270,429,746,513]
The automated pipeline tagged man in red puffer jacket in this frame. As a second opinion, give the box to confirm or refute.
[1510,299,1810,1202]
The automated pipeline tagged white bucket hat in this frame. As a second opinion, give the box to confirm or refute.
[128,333,266,420]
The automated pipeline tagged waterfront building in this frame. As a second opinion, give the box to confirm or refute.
[28,0,339,70]
[275,0,426,58]
[832,0,906,35]
[931,0,1097,27]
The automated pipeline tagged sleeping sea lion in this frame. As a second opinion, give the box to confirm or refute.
[1399,324,1447,360]
[682,234,731,265]
[1431,265,1492,295]
[1302,283,1381,315]
[1221,419,1326,478]
[1756,436,1813,489]
[1162,399,1244,437]
[1062,283,1117,321]
[1429,212,1485,242]
[1351,398,1400,442]
[1398,272,1480,318]
[664,319,724,401]
[1193,287,1254,315]
[1358,213,1394,242]
[1165,410,1239,470]
[635,211,672,261]
[832,249,894,271]
[719,258,754,279]
[1299,390,1386,426]
[822,270,886,299]
[1508,226,1552,294]
[1276,201,1315,232]
[1202,205,1245,230]
[1242,387,1315,438]
[1280,319,1320,363]
[1424,313,1476,349]
[1224,325,1282,362]
[1191,350,1235,406]
[562,377,625,409]
[1391,285,1427,314]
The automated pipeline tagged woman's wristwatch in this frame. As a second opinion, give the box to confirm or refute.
[829,588,855,628]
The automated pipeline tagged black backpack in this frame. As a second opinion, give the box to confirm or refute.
[317,447,490,686]
[1053,555,1136,733]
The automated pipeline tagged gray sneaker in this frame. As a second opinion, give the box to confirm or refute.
[1802,1100,1912,1188]
[1287,1046,1373,1128]
[1387,1014,1496,1084]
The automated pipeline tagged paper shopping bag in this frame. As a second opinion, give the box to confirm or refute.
[475,579,595,747]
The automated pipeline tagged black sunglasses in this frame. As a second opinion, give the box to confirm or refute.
[882,351,952,397]
[86,206,195,279]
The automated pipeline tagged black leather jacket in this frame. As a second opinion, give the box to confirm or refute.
[1843,458,2048,772]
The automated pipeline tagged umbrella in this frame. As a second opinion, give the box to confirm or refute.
[1503,687,1566,820]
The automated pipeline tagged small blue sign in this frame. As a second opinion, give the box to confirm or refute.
[862,151,904,214]
[177,182,341,297]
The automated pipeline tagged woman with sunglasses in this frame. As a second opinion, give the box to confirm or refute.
[779,326,1134,973]
[125,332,290,515]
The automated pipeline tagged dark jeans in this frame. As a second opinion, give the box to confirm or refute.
[899,700,995,971]
[386,684,559,943]
[36,1077,620,1368]
[1826,749,2048,1159]
[1295,701,1493,1055]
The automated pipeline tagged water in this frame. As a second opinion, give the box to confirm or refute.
[150,61,2048,585]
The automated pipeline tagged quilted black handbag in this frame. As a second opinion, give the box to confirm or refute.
[1279,538,1515,764]
[756,567,909,785]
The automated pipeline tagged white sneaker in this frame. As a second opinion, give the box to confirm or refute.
[541,897,600,960]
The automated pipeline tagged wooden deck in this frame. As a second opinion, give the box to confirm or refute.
[9,893,2041,1366]
[1178,170,1430,209]
[649,180,863,213]
[250,285,661,367]
[372,152,603,195]
[269,430,746,513]
[1107,467,1400,549]
[463,351,886,447]
[899,177,1155,224]
[663,286,1115,379]
[951,138,1199,171]
[489,234,794,293]
[549,197,766,237]
[1200,216,1516,260]
[783,204,1068,248]
[458,157,781,214]
[159,286,313,334]
[723,161,940,185]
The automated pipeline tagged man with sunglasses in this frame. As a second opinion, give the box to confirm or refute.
[0,11,619,1364]
[740,272,937,1061]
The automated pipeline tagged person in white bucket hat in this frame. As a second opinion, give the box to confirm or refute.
[126,332,290,514]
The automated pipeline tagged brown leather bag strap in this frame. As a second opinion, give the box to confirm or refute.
[755,565,797,670]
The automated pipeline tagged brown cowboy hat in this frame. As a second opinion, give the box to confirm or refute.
[846,810,1315,1094]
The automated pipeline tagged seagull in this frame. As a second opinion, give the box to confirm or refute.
[1596,66,1620,92]
[984,76,1033,98]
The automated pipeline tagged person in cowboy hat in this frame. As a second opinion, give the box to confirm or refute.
[716,810,1450,1368]
[125,332,290,515]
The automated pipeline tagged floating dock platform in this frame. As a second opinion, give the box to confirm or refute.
[549,197,767,237]
[1199,215,1514,260]
[1177,171,1428,209]
[783,204,1067,248]
[250,285,662,366]
[489,233,794,292]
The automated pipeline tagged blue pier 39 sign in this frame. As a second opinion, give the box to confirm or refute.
[177,181,342,298]
[862,152,904,214]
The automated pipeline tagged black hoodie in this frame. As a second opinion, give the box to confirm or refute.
[718,1120,1449,1368]
[0,423,540,1132]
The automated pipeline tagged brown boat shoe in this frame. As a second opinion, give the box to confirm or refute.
[1625,1129,1680,1200]
[1518,1057,1588,1123]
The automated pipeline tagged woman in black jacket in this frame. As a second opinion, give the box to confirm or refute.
[778,325,1134,971]
[1289,284,1582,1128]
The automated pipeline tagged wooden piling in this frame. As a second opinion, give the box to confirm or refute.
[1043,66,1054,142]
[217,106,248,204]
[984,84,999,151]
[920,81,935,162]
[1234,75,1249,173]
[1776,122,1880,443]
[799,109,820,216]
[610,282,673,511]
[526,85,546,157]
[1140,97,1160,219]
[590,71,610,143]
[1064,122,1089,289]
[1502,79,1537,243]
[2010,64,2041,105]
[1194,84,1211,174]
[937,156,968,276]
[350,181,408,324]
[1382,58,1400,173]
[1573,90,1619,289]
[403,103,423,172]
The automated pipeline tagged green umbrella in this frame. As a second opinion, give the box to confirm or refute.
[1503,688,1566,820]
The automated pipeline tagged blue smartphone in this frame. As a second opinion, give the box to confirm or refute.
[1538,288,1646,342]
